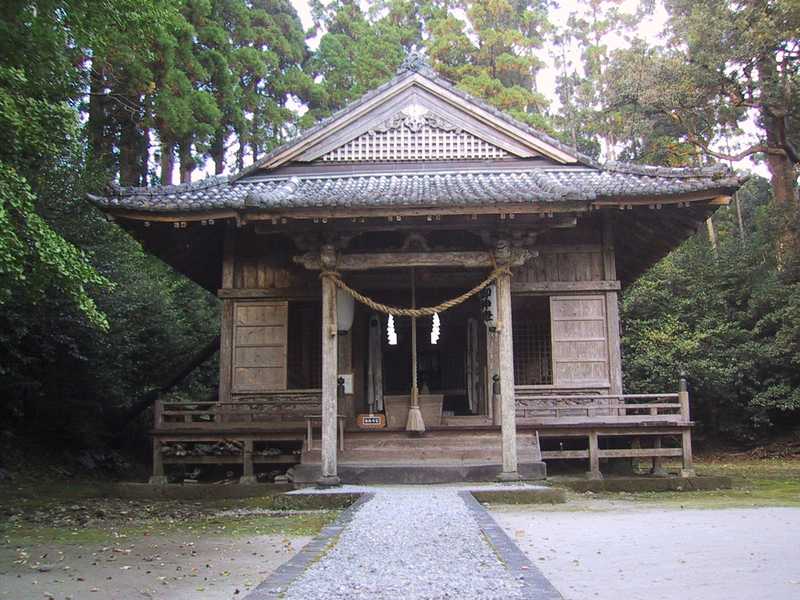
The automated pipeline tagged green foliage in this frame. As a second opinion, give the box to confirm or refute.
[0,64,111,329]
[0,1,219,449]
[305,0,406,119]
[622,178,800,440]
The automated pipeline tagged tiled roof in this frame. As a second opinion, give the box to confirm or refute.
[88,165,742,213]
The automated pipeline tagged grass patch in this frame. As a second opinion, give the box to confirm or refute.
[0,510,339,546]
[493,458,800,512]
[586,458,800,509]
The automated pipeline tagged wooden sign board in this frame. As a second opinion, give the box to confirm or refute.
[357,413,386,429]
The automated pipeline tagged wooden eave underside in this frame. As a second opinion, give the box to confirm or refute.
[114,194,730,292]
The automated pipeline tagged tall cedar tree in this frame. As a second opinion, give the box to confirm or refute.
[605,1,799,268]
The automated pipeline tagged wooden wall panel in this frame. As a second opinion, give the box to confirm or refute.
[231,300,288,392]
[550,295,609,387]
[231,227,303,290]
[518,246,604,283]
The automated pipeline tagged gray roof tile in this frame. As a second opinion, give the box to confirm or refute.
[88,168,743,213]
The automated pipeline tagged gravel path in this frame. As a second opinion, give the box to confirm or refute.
[282,487,526,599]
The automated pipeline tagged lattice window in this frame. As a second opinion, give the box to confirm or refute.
[512,298,553,385]
[320,107,510,162]
[287,302,321,389]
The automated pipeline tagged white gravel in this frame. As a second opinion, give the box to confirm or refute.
[494,506,800,600]
[283,486,526,599]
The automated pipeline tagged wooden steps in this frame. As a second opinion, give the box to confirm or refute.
[301,430,542,466]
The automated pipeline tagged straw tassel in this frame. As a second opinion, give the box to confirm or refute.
[406,404,426,433]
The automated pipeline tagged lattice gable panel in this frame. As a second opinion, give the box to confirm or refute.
[319,104,511,163]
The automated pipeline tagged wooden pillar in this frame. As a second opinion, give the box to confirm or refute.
[587,431,602,480]
[496,265,520,481]
[605,292,623,396]
[319,260,340,486]
[218,299,234,404]
[678,374,695,478]
[681,431,695,478]
[149,439,167,485]
[240,440,256,485]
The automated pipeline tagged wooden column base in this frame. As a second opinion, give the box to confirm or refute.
[239,476,258,485]
[149,475,169,485]
[497,471,521,482]
[317,475,342,487]
[651,437,669,476]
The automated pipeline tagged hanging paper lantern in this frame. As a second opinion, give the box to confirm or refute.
[430,312,440,345]
[336,289,355,333]
[387,314,398,346]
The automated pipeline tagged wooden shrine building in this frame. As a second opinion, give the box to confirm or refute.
[90,54,743,485]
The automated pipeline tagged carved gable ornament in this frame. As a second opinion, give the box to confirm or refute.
[320,103,510,163]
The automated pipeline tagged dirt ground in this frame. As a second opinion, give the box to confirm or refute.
[491,458,800,600]
[0,531,310,600]
[493,506,800,600]
[2,457,798,599]
[0,484,338,600]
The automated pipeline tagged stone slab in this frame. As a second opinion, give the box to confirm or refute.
[291,461,547,485]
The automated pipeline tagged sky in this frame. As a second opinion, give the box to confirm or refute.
[194,0,763,179]
[286,0,763,176]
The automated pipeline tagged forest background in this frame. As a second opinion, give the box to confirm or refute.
[1,0,798,470]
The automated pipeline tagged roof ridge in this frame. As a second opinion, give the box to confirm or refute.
[601,161,735,178]
[106,175,230,197]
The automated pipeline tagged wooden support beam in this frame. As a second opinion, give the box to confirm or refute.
[240,440,256,484]
[218,302,234,404]
[651,437,669,476]
[606,291,623,396]
[512,280,621,293]
[496,257,520,481]
[294,248,534,271]
[678,375,695,477]
[149,439,167,485]
[319,260,340,486]
[587,430,602,480]
[217,287,320,300]
[221,223,235,289]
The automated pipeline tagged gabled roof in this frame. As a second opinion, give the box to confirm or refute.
[88,53,744,217]
[231,55,578,177]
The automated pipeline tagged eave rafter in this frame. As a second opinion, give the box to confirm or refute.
[101,192,731,226]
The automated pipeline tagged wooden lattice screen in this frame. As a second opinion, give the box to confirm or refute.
[287,302,322,389]
[512,299,553,386]
[321,117,510,162]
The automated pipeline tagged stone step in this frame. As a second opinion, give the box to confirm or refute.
[339,432,539,446]
[302,445,540,464]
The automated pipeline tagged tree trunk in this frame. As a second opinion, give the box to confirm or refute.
[179,140,194,184]
[139,126,150,185]
[87,56,113,174]
[705,218,718,257]
[118,96,145,187]
[758,56,799,268]
[211,131,226,175]
[160,139,175,185]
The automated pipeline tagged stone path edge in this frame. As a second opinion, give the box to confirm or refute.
[459,491,564,600]
[244,492,375,599]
